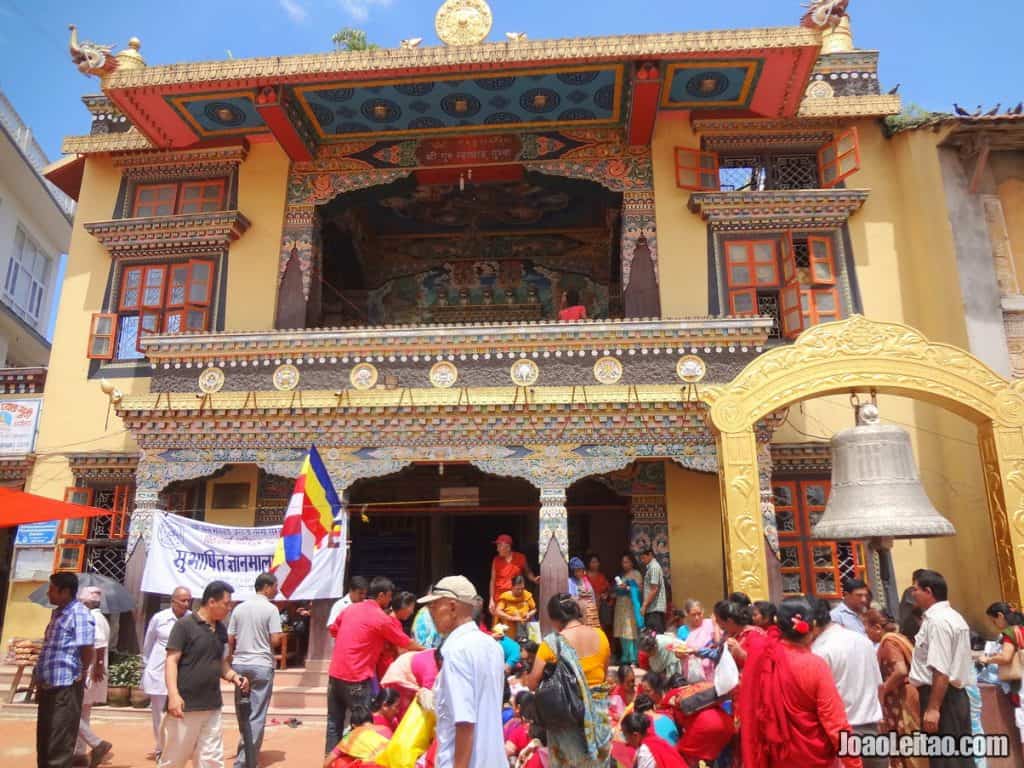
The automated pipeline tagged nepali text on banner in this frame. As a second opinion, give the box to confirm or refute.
[141,511,346,600]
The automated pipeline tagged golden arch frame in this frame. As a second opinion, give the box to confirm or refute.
[709,314,1024,604]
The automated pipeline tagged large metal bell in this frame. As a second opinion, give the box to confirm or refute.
[811,403,955,540]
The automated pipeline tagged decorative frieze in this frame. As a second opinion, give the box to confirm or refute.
[68,452,140,484]
[85,210,250,259]
[770,441,832,475]
[0,367,46,394]
[688,188,869,231]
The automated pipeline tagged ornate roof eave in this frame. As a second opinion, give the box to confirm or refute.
[99,27,821,90]
[112,143,249,172]
[0,454,36,483]
[67,451,140,483]
[688,188,869,231]
[139,316,775,364]
[0,366,47,394]
[769,441,831,474]
[62,128,154,155]
[85,210,250,258]
[797,93,901,118]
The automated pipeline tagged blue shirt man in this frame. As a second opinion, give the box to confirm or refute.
[36,572,96,768]
[830,578,871,635]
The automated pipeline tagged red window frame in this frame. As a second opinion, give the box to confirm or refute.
[53,544,85,573]
[110,484,132,540]
[87,313,117,360]
[132,179,227,217]
[675,147,720,191]
[774,478,868,600]
[724,240,779,289]
[818,127,861,189]
[807,235,837,285]
[801,287,841,327]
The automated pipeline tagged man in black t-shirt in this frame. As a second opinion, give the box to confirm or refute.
[158,581,250,768]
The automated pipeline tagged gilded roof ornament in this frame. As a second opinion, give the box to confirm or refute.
[435,0,493,46]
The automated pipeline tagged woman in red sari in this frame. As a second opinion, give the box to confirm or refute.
[621,711,689,768]
[738,596,862,768]
[712,599,766,671]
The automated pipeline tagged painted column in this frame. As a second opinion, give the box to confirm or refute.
[628,462,671,599]
[756,441,784,602]
[713,426,770,600]
[979,421,1024,604]
[538,487,569,634]
[621,190,660,318]
[125,486,163,649]
[276,204,315,328]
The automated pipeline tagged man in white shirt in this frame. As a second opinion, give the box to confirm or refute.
[325,575,368,628]
[811,597,885,768]
[418,575,505,768]
[75,586,113,768]
[909,569,974,768]
[142,586,192,759]
[228,573,283,768]
[830,577,871,635]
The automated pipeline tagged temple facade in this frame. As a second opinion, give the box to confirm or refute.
[5,1,1024,649]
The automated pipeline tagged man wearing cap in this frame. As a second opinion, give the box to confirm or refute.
[488,535,538,616]
[75,586,113,767]
[420,576,506,768]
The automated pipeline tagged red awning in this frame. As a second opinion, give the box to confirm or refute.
[0,487,113,527]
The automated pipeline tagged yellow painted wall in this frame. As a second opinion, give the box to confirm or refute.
[225,142,291,331]
[652,115,713,317]
[665,462,725,610]
[204,464,258,527]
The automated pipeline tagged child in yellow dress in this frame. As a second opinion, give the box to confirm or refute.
[494,575,537,640]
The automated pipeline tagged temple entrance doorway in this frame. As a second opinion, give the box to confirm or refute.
[299,169,624,328]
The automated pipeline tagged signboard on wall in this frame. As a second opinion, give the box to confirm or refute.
[15,520,58,546]
[12,548,53,582]
[0,399,41,454]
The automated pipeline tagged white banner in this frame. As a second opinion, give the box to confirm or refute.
[0,398,41,454]
[142,511,346,600]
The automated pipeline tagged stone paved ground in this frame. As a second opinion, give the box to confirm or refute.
[0,709,326,768]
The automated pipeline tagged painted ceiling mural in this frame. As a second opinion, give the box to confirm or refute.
[294,66,625,140]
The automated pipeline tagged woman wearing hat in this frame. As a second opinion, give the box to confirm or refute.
[489,534,538,615]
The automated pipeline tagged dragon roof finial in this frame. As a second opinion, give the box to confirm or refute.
[801,0,850,29]
[68,24,118,78]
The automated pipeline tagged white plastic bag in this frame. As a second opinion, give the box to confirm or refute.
[714,644,739,696]
[685,654,705,684]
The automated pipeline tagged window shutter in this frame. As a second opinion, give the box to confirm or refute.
[119,267,144,311]
[141,265,168,309]
[781,231,798,284]
[60,487,93,539]
[167,264,190,308]
[137,310,162,352]
[53,544,85,573]
[729,288,758,316]
[807,235,836,285]
[184,305,210,332]
[110,484,132,539]
[817,127,861,189]
[87,313,117,360]
[780,282,805,339]
[675,147,720,191]
[809,287,840,325]
[186,260,215,306]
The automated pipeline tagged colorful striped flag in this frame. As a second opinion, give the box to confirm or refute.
[271,445,341,597]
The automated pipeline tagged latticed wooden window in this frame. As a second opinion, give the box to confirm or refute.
[88,259,215,361]
[54,484,133,580]
[773,478,868,600]
[132,179,226,217]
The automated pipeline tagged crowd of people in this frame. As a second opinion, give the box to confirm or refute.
[30,533,1015,768]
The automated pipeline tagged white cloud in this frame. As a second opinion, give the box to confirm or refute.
[340,0,392,22]
[279,0,309,23]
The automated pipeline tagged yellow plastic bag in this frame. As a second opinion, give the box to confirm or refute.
[374,699,436,768]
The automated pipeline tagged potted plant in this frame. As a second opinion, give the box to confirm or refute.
[107,654,142,707]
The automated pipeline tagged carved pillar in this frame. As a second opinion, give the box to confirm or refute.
[756,441,784,602]
[276,204,315,327]
[126,486,163,649]
[714,427,770,600]
[628,462,670,600]
[538,487,569,634]
[621,190,660,318]
[979,421,1024,604]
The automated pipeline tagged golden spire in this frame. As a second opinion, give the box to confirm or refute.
[115,37,146,71]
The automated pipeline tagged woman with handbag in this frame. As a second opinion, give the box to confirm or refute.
[525,593,613,768]
[863,609,924,768]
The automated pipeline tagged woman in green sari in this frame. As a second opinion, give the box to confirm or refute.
[525,593,613,768]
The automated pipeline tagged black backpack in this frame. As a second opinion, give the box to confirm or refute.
[533,637,585,730]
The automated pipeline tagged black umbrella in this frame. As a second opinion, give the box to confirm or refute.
[236,680,257,768]
[27,572,136,614]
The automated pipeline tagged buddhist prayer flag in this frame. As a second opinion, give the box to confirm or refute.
[271,445,341,597]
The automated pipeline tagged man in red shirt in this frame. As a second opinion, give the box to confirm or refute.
[488,534,538,615]
[325,577,422,754]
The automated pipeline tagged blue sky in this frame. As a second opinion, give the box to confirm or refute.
[0,0,1018,160]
